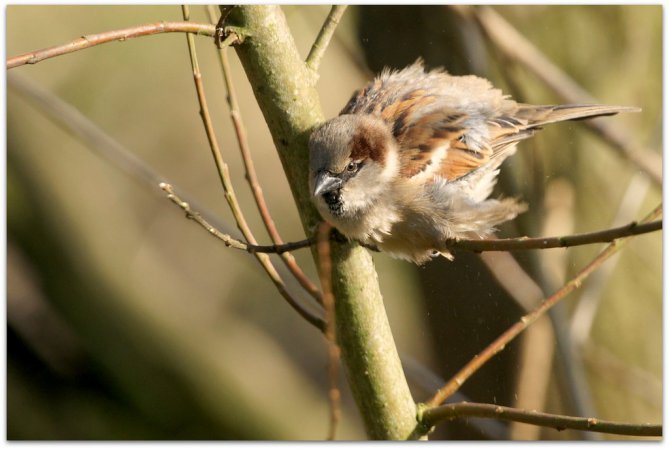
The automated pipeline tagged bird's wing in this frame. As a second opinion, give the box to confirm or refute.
[373,95,538,181]
[391,101,638,181]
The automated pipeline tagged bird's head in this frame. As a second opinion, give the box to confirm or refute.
[308,114,398,220]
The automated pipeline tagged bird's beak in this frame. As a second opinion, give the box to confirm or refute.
[313,171,342,196]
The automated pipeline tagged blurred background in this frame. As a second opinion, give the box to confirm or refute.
[6,5,662,440]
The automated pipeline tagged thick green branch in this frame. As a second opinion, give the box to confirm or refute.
[224,5,417,439]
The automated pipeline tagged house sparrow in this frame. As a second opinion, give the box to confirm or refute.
[309,61,639,264]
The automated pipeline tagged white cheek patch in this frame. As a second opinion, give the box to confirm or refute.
[340,182,369,211]
[341,168,383,212]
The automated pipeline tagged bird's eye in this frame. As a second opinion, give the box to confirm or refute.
[346,161,359,172]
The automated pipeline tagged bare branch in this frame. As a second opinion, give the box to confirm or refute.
[160,183,312,253]
[160,184,324,330]
[447,220,661,252]
[160,181,251,252]
[182,6,250,239]
[7,21,216,69]
[181,6,324,331]
[316,222,341,440]
[306,5,349,72]
[425,203,662,408]
[420,402,661,437]
[205,5,322,304]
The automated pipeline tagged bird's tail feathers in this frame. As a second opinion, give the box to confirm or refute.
[518,104,641,128]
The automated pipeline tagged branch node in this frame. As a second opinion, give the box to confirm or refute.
[412,403,436,440]
[215,25,248,48]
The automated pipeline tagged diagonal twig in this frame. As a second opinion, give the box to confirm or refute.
[181,6,323,331]
[425,203,662,408]
[205,5,322,304]
[7,21,216,69]
[306,5,349,72]
[160,183,314,254]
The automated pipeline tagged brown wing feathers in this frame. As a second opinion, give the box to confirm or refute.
[399,103,639,182]
[393,106,475,179]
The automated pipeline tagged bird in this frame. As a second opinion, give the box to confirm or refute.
[308,60,639,264]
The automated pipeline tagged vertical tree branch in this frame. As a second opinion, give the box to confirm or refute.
[223,5,417,439]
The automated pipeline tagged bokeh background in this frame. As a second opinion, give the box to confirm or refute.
[6,5,662,440]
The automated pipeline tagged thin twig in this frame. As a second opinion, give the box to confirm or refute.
[160,182,255,251]
[452,5,662,186]
[205,5,322,304]
[425,203,662,408]
[420,402,661,437]
[182,6,251,239]
[160,186,323,331]
[7,21,216,69]
[302,7,373,79]
[160,183,313,254]
[181,6,324,331]
[317,222,341,440]
[305,5,348,72]
[447,220,661,252]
